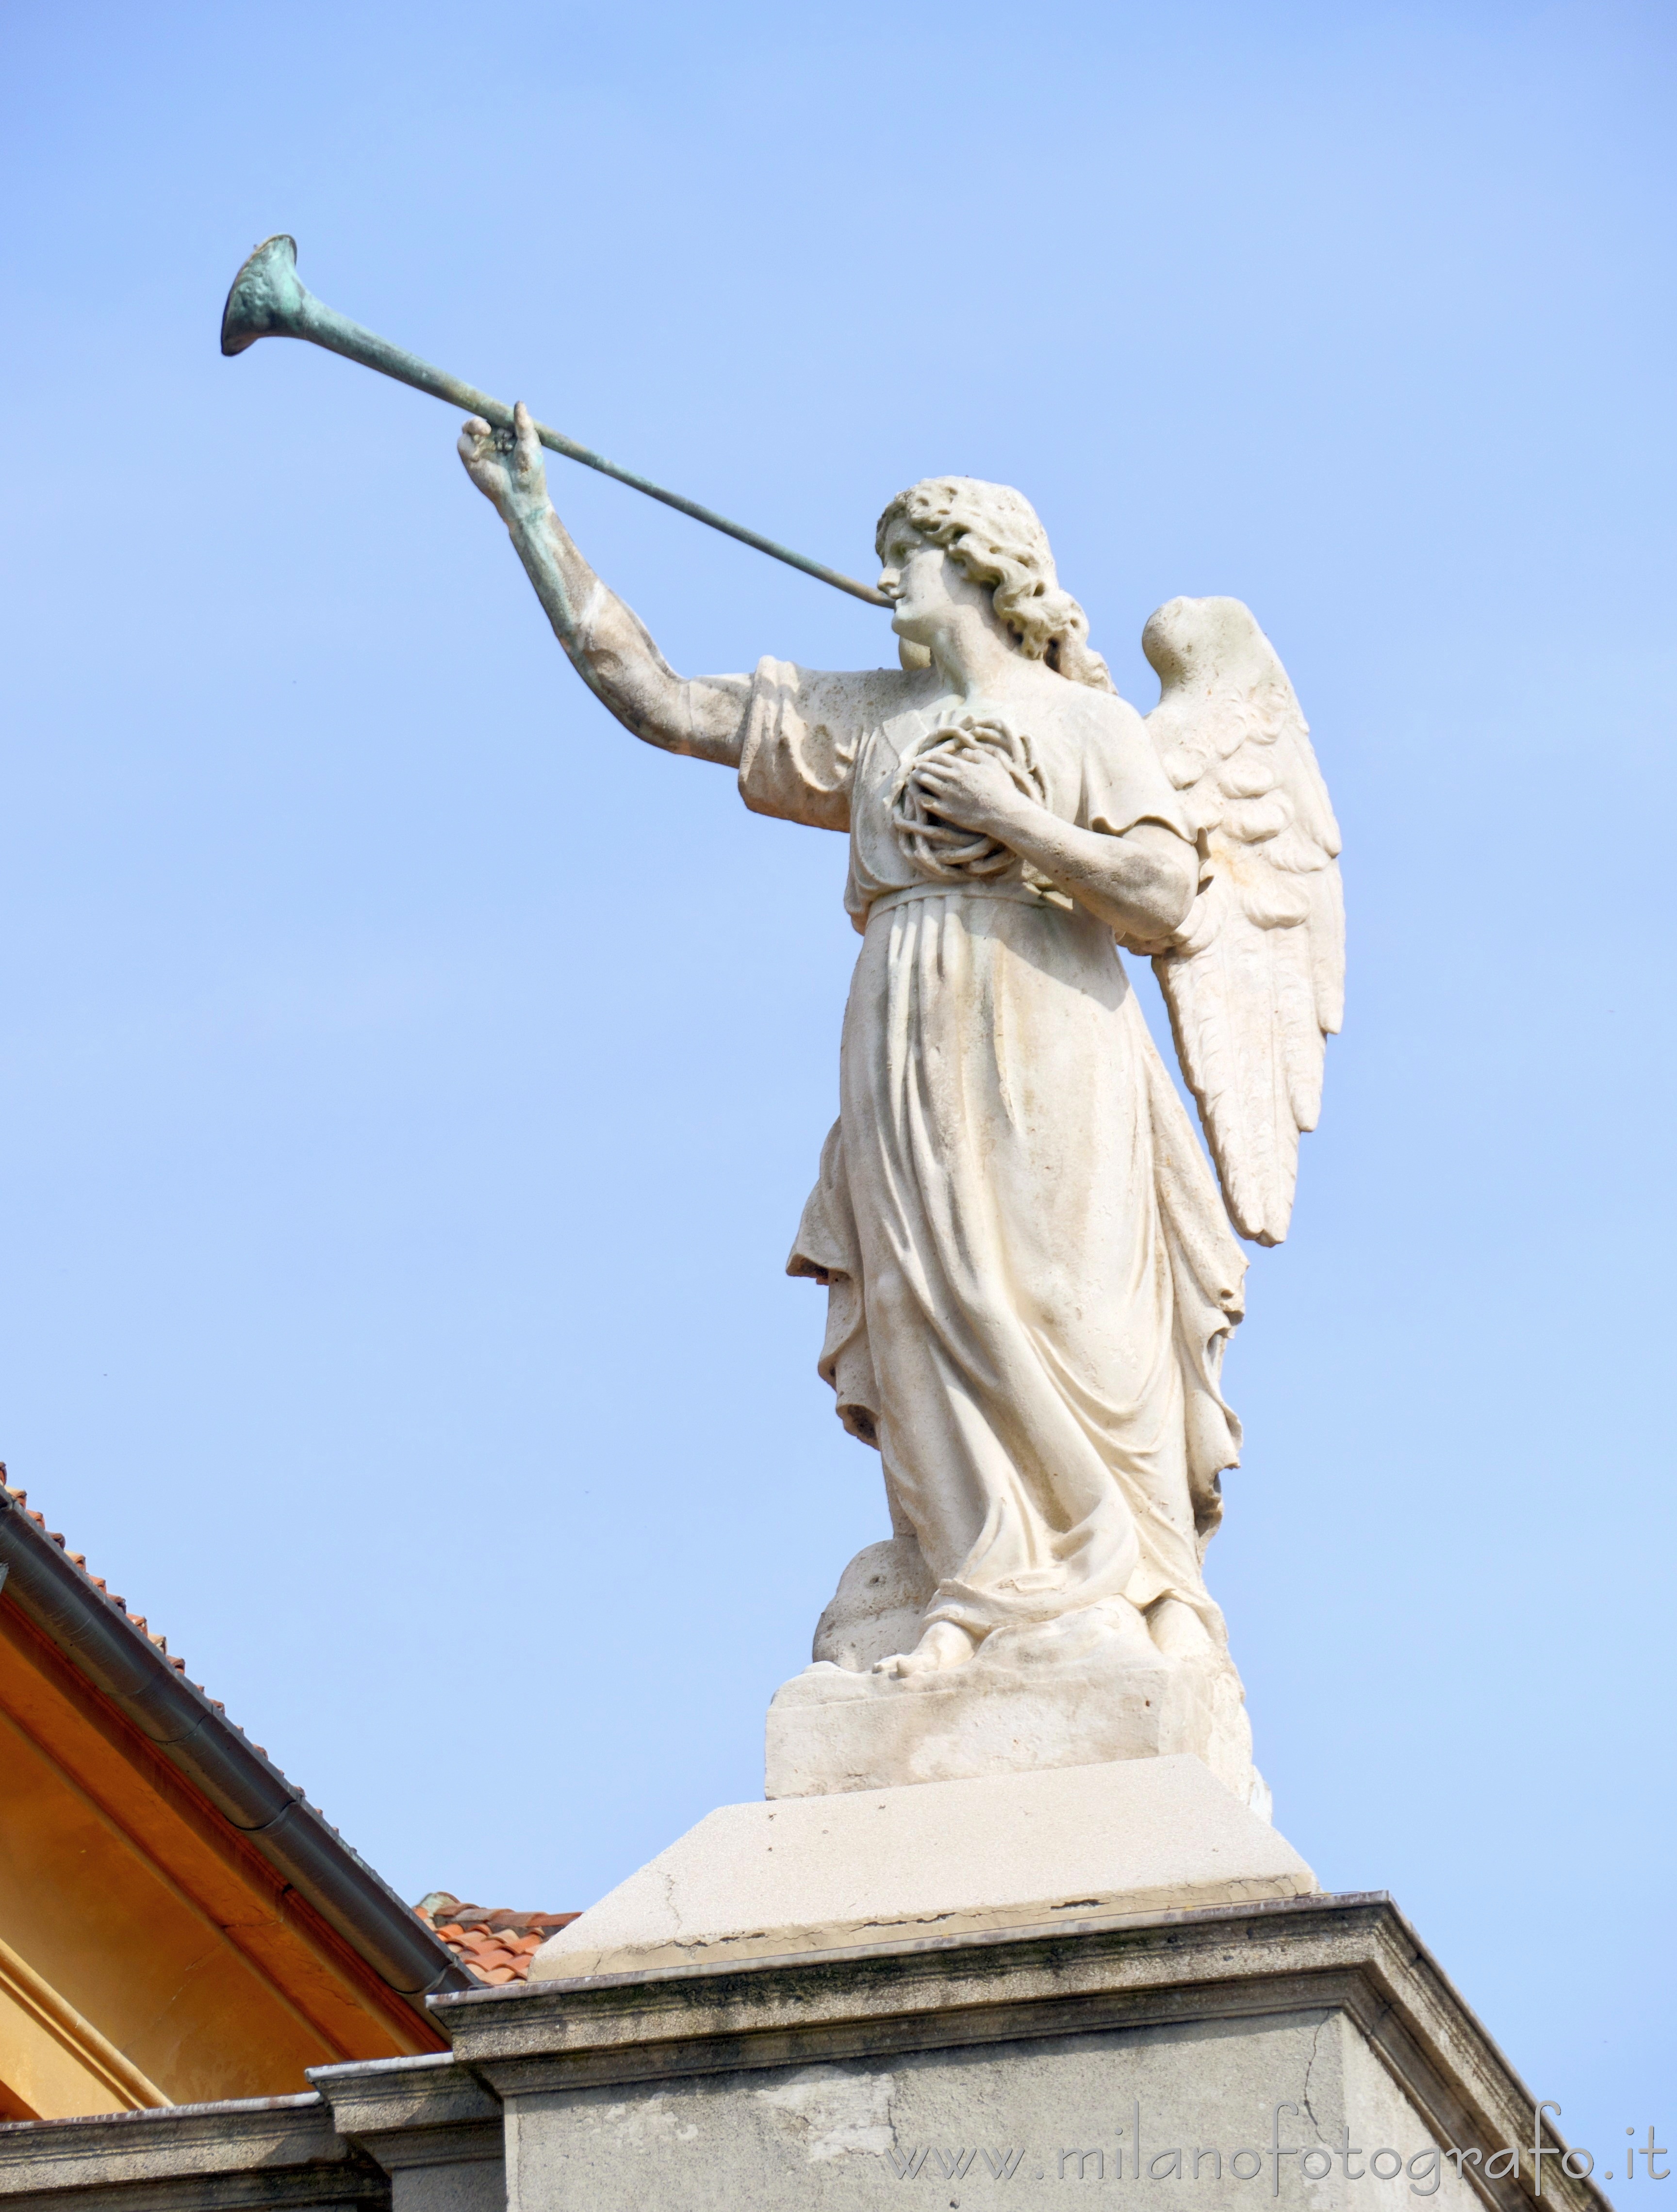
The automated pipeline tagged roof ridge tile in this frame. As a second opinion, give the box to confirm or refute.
[413,1899,581,1986]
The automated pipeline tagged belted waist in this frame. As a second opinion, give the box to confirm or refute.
[863,878,1069,924]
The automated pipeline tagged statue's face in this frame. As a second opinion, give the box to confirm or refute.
[878,522,998,653]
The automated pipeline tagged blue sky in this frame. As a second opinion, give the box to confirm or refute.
[2,0,1672,2169]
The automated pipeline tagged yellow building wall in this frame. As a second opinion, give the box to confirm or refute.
[0,1704,337,2108]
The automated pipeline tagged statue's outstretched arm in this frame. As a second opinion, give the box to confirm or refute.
[460,404,751,766]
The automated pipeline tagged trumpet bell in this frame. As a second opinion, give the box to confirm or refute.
[221,234,308,356]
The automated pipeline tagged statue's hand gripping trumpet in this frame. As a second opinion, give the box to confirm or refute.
[225,240,1343,1807]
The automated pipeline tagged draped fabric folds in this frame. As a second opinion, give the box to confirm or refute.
[740,657,1249,1643]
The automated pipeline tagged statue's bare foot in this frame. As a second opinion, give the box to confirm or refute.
[872,1621,978,1678]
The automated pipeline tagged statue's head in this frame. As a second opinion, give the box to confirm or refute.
[874,476,1113,692]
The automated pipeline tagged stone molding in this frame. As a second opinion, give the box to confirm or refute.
[0,2094,380,2212]
[308,2052,502,2176]
[434,1892,1601,2212]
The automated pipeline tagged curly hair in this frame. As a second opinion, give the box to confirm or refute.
[874,476,1114,693]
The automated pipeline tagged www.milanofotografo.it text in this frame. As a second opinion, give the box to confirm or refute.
[882,2104,1667,2193]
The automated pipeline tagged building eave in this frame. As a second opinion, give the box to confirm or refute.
[0,1490,472,2019]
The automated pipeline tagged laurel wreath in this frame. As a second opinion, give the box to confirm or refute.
[888,717,1045,881]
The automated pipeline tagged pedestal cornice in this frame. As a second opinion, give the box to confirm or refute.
[431,1892,1603,2212]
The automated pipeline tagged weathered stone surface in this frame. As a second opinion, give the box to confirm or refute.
[310,2053,501,2212]
[440,1894,1601,2212]
[502,2007,1476,2212]
[771,1618,1268,1810]
[0,2092,378,2212]
[812,1539,935,1675]
[527,1759,1311,1981]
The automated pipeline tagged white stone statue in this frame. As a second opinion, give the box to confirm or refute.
[461,409,1343,1810]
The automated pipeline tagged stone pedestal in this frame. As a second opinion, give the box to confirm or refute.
[445,1891,1600,2212]
[527,1758,1313,1980]
[768,1643,1266,1812]
[778,1547,1267,1813]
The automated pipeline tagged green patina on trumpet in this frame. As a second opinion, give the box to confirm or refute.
[220,234,890,609]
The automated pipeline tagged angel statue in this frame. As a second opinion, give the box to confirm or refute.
[460,405,1343,1812]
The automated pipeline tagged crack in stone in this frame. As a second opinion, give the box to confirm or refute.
[1302,2014,1330,2139]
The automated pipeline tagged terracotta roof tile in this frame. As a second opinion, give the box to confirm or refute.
[413,1894,579,1985]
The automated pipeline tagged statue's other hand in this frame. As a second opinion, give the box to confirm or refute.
[911,747,1032,843]
[458,399,550,525]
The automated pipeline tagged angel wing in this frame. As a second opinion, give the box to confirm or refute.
[1140,596,1343,1246]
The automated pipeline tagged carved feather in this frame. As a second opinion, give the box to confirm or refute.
[1140,596,1343,1245]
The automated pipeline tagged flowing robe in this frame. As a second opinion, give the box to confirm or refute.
[739,657,1249,1643]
